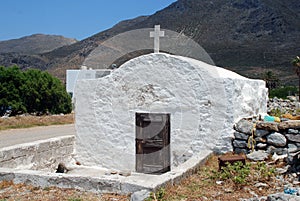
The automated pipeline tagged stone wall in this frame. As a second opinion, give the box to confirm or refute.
[0,135,75,172]
[233,119,300,159]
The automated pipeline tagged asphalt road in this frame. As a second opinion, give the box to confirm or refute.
[0,124,75,148]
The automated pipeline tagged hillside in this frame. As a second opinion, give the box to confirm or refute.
[0,0,299,84]
[0,34,77,54]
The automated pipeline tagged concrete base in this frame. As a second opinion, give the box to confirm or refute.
[0,139,212,194]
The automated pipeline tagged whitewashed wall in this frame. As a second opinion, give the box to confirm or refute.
[74,53,267,171]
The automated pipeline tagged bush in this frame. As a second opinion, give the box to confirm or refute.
[0,66,72,116]
[269,86,298,99]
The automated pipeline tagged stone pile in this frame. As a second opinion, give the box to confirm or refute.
[233,118,300,200]
[233,119,300,157]
[268,96,300,114]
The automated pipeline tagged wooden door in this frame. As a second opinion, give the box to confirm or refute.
[136,113,170,174]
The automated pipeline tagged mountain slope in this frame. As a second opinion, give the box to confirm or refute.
[1,0,299,84]
[0,34,77,54]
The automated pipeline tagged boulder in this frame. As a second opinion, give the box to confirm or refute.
[286,134,300,143]
[255,129,271,137]
[247,150,269,161]
[256,122,279,132]
[267,132,287,147]
[234,132,249,140]
[279,121,300,130]
[288,129,299,134]
[288,144,299,153]
[234,119,254,135]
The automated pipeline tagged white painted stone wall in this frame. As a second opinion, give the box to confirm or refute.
[0,136,74,172]
[74,53,267,171]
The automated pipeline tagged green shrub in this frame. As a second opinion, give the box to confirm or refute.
[211,161,251,185]
[0,66,72,116]
[269,86,298,99]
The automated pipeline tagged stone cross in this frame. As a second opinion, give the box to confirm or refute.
[150,25,165,53]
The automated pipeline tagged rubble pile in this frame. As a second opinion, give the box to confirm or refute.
[268,96,300,115]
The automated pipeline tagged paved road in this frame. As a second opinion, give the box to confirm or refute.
[0,124,75,148]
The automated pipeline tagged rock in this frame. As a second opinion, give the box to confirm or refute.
[130,190,151,201]
[234,119,254,135]
[234,148,249,154]
[256,122,279,132]
[276,167,288,174]
[55,163,68,173]
[234,132,249,140]
[119,170,131,177]
[267,193,300,201]
[288,144,299,153]
[255,129,271,137]
[233,139,248,148]
[247,150,269,161]
[287,96,297,102]
[266,146,277,155]
[254,182,268,188]
[288,129,299,134]
[279,121,300,130]
[267,132,287,147]
[286,134,300,143]
[255,137,267,143]
[256,143,267,149]
[272,153,287,161]
[267,146,287,155]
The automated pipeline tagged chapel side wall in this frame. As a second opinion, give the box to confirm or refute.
[213,78,268,153]
[74,79,105,167]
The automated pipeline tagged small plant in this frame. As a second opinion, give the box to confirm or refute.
[211,161,251,185]
[146,188,166,201]
[254,161,276,181]
[68,198,82,201]
[269,108,283,117]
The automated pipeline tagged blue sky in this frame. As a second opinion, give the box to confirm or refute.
[0,0,176,41]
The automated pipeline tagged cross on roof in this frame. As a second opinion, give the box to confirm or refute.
[150,25,165,53]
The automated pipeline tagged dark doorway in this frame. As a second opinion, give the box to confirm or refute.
[136,113,170,174]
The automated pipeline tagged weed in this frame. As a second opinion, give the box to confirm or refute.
[212,161,251,185]
[146,188,166,201]
[254,161,276,181]
[269,108,283,117]
[68,198,82,201]
[43,187,50,191]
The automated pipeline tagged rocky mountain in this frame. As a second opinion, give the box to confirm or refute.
[0,34,77,54]
[0,0,299,85]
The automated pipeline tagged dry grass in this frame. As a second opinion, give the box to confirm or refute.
[150,154,286,201]
[0,180,129,201]
[0,113,74,130]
